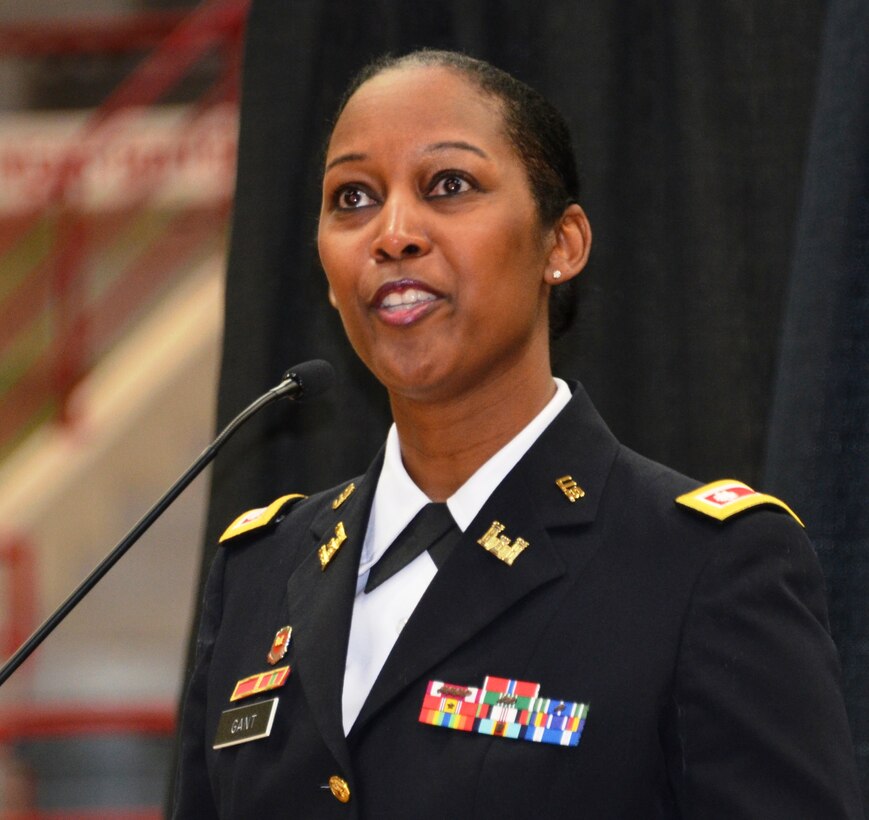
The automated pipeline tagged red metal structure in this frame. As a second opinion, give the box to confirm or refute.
[0,0,248,457]
[0,536,36,663]
[0,3,250,815]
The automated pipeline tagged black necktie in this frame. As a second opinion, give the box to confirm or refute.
[364,502,461,592]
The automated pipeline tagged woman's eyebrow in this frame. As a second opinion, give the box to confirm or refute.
[325,141,488,172]
[424,141,488,158]
[325,152,367,172]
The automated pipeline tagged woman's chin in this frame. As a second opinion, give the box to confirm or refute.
[373,358,462,405]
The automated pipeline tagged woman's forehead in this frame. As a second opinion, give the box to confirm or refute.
[327,65,507,159]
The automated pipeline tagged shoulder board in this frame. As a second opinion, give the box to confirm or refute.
[676,480,804,527]
[219,493,307,544]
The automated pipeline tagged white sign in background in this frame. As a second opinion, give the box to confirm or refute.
[0,104,238,214]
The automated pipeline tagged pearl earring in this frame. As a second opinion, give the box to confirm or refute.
[552,270,563,280]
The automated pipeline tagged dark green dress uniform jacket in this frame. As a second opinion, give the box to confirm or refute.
[173,383,863,818]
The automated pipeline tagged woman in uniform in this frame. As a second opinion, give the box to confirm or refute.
[174,50,863,818]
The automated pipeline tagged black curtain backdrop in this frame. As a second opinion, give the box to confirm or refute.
[763,0,869,795]
[181,0,867,803]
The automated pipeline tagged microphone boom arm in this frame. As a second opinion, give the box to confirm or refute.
[0,360,333,687]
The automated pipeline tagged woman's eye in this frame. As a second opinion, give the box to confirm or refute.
[429,174,472,198]
[335,186,376,210]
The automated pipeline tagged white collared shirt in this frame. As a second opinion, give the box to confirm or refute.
[341,378,571,733]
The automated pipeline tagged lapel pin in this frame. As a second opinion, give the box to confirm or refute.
[477,521,529,566]
[555,475,585,502]
[267,625,292,665]
[319,521,347,570]
[331,482,356,510]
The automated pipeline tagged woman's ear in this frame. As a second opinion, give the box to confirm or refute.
[546,203,592,284]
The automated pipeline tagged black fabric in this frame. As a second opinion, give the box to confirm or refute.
[177,0,868,808]
[201,0,825,555]
[763,0,869,799]
[364,502,459,591]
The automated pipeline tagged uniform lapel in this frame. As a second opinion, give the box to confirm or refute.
[351,475,564,736]
[283,452,382,773]
[351,383,620,736]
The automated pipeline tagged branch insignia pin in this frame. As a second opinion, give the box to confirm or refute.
[319,522,347,570]
[477,521,529,566]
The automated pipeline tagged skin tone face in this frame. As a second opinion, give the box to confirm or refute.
[318,65,590,499]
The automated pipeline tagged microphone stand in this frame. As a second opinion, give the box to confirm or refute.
[0,361,332,687]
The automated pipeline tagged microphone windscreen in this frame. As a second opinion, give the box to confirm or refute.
[283,359,335,399]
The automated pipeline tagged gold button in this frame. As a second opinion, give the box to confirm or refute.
[329,775,350,803]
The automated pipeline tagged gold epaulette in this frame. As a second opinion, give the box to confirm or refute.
[676,480,804,527]
[219,493,307,544]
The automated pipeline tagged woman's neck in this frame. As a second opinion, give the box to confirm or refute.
[389,364,557,502]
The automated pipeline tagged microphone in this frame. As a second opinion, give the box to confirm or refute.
[0,360,335,687]
[278,359,335,399]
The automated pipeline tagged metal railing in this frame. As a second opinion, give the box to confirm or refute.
[0,0,249,458]
[0,6,248,810]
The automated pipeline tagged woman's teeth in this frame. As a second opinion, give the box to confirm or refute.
[380,288,437,310]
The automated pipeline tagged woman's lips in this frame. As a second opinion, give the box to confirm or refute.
[371,279,443,326]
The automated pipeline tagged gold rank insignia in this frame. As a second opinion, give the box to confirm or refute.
[676,480,804,526]
[219,493,306,544]
[319,521,347,570]
[478,521,530,566]
[555,475,585,502]
[267,626,292,665]
[331,482,356,510]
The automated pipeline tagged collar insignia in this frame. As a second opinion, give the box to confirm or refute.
[555,475,585,502]
[477,521,529,566]
[331,482,356,510]
[319,521,347,570]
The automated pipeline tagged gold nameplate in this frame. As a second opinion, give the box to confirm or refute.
[477,521,529,566]
[213,698,278,750]
[331,483,356,510]
[319,521,347,570]
[555,475,585,502]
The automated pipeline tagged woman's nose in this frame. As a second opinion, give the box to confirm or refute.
[370,195,431,261]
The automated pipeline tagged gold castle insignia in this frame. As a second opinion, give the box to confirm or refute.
[319,522,347,570]
[477,521,530,566]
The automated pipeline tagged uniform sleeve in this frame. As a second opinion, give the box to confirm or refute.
[671,512,864,819]
[171,549,226,819]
